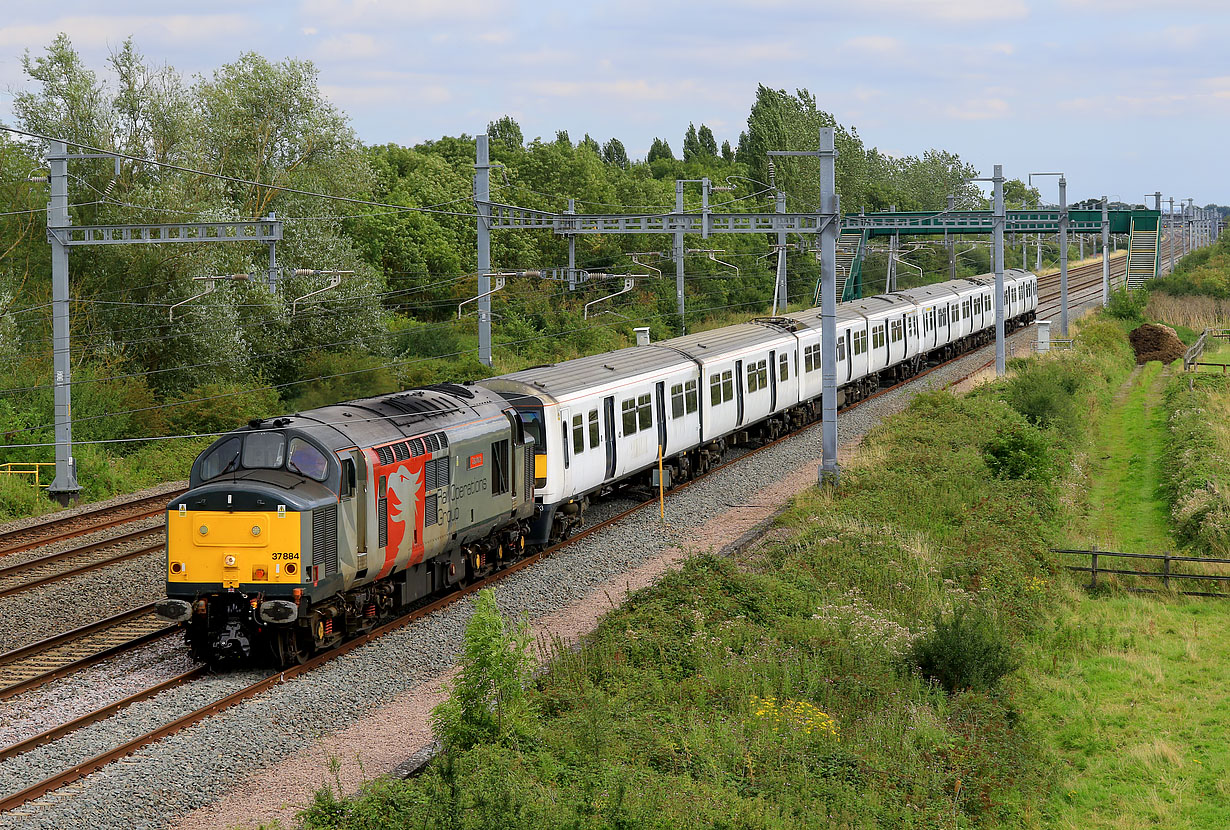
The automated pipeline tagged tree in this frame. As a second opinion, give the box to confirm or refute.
[682,122,701,161]
[698,124,718,157]
[580,133,601,156]
[487,115,523,149]
[647,137,674,163]
[431,589,538,752]
[721,139,734,163]
[602,137,629,169]
[554,129,570,147]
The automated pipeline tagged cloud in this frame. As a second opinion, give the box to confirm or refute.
[0,14,250,50]
[943,97,1010,120]
[859,0,1029,21]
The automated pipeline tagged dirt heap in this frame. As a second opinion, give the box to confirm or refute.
[1128,323,1187,364]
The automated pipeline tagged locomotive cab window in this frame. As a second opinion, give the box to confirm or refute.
[242,433,285,470]
[287,438,328,481]
[338,458,355,497]
[491,439,510,495]
[199,437,241,480]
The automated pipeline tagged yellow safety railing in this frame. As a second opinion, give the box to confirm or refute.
[0,462,56,488]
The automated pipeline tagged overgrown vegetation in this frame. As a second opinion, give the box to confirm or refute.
[291,309,1134,829]
[1163,372,1230,556]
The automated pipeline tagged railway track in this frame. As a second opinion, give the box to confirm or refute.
[0,525,164,601]
[0,603,178,701]
[1036,253,1126,320]
[0,332,1022,815]
[0,491,179,559]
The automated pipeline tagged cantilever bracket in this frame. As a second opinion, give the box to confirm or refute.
[583,276,635,319]
[169,273,250,321]
[458,275,508,319]
[627,251,664,277]
[291,269,352,315]
[687,249,740,278]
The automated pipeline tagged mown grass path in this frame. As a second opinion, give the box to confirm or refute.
[1083,360,1176,554]
[1035,358,1230,827]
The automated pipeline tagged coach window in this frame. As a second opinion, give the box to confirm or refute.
[722,370,734,402]
[907,316,917,338]
[637,394,652,431]
[588,409,599,448]
[572,414,584,455]
[837,335,847,362]
[671,383,685,418]
[710,375,722,406]
[685,380,698,413]
[779,353,789,381]
[891,320,903,343]
[746,363,759,393]
[621,399,637,435]
[757,361,768,389]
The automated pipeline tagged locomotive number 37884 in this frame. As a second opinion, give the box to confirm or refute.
[271,551,300,561]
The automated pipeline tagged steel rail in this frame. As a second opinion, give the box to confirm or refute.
[0,528,163,600]
[0,604,177,700]
[0,492,180,558]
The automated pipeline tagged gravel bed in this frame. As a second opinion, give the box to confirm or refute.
[2,327,1045,830]
[0,516,162,571]
[0,551,164,655]
[0,481,184,538]
[0,637,198,748]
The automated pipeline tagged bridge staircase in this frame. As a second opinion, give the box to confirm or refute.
[1126,216,1161,290]
[822,229,867,304]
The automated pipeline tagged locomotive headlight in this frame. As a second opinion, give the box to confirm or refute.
[224,554,237,567]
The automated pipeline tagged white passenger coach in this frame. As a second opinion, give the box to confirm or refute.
[480,269,1037,544]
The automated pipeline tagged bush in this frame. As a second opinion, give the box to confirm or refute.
[430,589,538,753]
[982,418,1052,481]
[996,359,1083,440]
[1105,287,1148,322]
[909,606,1017,694]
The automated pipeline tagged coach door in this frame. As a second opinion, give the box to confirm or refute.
[655,381,668,454]
[734,359,745,426]
[768,349,778,411]
[602,396,617,479]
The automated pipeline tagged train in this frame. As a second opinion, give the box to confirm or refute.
[155,269,1038,665]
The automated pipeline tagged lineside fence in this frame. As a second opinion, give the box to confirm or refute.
[1182,328,1230,372]
[1057,547,1230,598]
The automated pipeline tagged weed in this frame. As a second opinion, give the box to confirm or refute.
[910,606,1018,693]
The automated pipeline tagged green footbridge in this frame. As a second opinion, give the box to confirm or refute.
[835,207,1161,300]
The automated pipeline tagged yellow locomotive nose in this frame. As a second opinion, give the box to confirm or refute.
[168,509,302,588]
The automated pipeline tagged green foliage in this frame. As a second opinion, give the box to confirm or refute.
[1162,374,1230,556]
[431,589,538,754]
[992,358,1084,440]
[1105,287,1148,322]
[646,136,673,163]
[982,416,1054,481]
[910,606,1018,693]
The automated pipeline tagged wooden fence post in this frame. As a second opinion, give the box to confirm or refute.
[1163,552,1170,591]
[1090,545,1098,589]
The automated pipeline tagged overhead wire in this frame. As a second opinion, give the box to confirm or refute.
[2,295,779,443]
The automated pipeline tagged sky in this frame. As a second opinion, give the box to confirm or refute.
[0,0,1226,208]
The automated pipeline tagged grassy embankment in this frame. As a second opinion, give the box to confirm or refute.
[1026,279,1230,829]
[287,315,1136,828]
